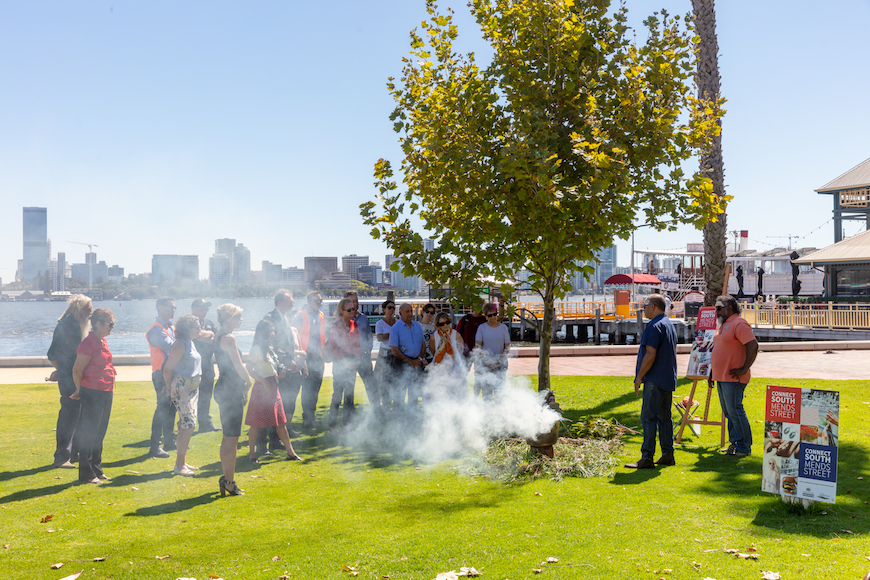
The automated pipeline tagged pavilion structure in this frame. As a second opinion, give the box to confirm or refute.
[816,156,870,243]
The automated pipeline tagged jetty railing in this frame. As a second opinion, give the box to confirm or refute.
[741,302,870,330]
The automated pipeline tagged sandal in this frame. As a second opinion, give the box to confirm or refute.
[286,454,303,461]
[248,454,260,465]
[219,475,244,497]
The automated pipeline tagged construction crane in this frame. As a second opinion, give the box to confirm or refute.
[66,241,99,288]
[67,241,99,253]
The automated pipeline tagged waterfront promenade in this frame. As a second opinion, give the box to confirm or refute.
[2,341,866,383]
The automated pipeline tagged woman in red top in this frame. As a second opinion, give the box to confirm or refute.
[71,308,117,484]
[328,297,362,432]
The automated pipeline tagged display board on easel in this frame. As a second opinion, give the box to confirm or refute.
[675,306,726,447]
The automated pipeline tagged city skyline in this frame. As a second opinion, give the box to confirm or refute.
[1,2,868,279]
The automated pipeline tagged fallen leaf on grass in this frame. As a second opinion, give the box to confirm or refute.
[435,573,459,580]
[93,555,107,561]
[127,470,140,474]
[2,544,9,549]
[801,553,811,557]
[272,556,280,562]
[532,569,543,574]
[342,563,359,576]
[842,529,854,534]
[131,487,139,491]
[46,529,56,533]
[155,554,171,560]
[534,492,543,497]
[545,557,559,563]
[208,575,224,579]
[760,572,781,580]
[459,568,480,577]
[40,514,54,523]
[690,562,703,571]
[736,553,758,560]
[54,476,62,479]
[58,571,83,580]
[51,563,63,569]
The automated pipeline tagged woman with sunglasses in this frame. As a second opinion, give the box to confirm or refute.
[373,299,396,413]
[473,302,511,400]
[327,298,363,431]
[70,308,117,484]
[428,312,467,400]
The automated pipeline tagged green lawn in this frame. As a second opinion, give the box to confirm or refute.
[1,375,868,579]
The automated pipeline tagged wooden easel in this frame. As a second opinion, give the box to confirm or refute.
[675,376,727,448]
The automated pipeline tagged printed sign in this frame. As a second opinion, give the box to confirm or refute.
[685,306,716,378]
[762,385,839,503]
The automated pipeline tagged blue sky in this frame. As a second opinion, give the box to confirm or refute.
[2,1,869,280]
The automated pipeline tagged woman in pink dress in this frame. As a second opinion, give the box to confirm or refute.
[244,319,303,463]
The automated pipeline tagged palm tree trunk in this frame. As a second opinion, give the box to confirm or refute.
[693,0,728,306]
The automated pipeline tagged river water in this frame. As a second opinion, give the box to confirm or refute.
[0,298,268,357]
[0,294,609,357]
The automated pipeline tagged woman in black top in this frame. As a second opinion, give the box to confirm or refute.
[213,303,252,496]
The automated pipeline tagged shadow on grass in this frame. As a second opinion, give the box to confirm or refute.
[381,484,519,517]
[0,481,72,504]
[609,468,664,486]
[123,492,217,517]
[0,464,55,484]
[560,391,638,428]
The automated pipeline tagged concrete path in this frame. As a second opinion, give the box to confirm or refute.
[2,348,866,384]
[507,350,868,381]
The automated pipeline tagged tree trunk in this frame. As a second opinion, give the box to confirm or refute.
[693,0,728,307]
[537,290,554,392]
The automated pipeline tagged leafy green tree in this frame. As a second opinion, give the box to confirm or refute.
[362,0,727,391]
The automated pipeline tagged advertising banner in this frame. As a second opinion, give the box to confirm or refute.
[685,306,717,378]
[763,385,840,503]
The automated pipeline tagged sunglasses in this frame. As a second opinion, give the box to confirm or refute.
[385,305,395,310]
[344,308,357,313]
[437,321,450,327]
[486,313,498,318]
[104,322,114,328]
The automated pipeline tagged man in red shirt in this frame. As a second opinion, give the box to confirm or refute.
[708,294,758,457]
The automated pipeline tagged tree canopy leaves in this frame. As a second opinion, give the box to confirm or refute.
[362,0,728,389]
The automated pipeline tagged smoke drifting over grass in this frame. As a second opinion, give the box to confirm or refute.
[337,363,561,464]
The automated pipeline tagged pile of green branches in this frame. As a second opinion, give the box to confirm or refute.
[461,436,623,483]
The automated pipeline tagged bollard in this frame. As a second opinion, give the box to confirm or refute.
[594,307,601,345]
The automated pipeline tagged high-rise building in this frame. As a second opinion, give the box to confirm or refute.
[72,261,109,285]
[422,238,435,252]
[262,261,283,283]
[209,254,232,286]
[357,265,382,285]
[305,256,338,284]
[153,255,199,285]
[54,252,66,292]
[342,254,369,281]
[596,245,617,288]
[283,267,305,283]
[107,265,124,283]
[22,207,48,281]
[233,243,251,283]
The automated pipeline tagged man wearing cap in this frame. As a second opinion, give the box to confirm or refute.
[191,299,219,433]
[626,294,677,469]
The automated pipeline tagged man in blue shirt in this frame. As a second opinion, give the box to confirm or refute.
[626,294,678,469]
[389,303,427,409]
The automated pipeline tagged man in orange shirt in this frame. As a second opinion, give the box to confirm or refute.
[708,294,758,457]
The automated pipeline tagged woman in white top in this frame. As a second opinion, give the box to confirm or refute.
[373,300,396,412]
[428,312,466,400]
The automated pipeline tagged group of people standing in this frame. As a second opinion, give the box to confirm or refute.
[47,291,514,495]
